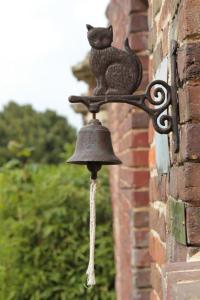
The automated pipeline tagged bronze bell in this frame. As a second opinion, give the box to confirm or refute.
[67,119,121,179]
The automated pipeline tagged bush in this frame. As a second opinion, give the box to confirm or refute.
[0,164,115,300]
[0,102,76,165]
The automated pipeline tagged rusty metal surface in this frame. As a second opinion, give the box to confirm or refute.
[67,119,121,178]
[170,40,179,153]
[86,24,142,95]
[70,80,172,134]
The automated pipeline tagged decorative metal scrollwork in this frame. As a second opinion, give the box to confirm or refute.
[142,80,172,134]
[69,80,172,134]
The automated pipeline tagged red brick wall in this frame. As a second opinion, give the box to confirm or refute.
[148,0,200,299]
[106,0,200,300]
[106,1,151,299]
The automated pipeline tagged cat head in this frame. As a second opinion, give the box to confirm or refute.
[86,24,113,50]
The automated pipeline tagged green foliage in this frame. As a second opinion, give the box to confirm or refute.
[0,101,76,165]
[0,164,115,300]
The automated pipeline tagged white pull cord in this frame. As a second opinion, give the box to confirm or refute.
[86,179,97,286]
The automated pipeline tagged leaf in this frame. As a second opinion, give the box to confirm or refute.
[0,164,116,299]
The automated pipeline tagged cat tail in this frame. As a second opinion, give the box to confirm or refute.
[124,38,143,91]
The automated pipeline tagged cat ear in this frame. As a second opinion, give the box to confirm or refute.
[108,25,113,32]
[86,24,93,31]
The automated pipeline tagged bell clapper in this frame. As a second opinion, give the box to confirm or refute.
[92,113,96,120]
[87,163,101,180]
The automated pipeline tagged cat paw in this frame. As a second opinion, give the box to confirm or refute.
[93,87,106,96]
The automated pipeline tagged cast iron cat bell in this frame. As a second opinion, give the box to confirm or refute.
[69,25,180,153]
[67,119,121,179]
[66,23,180,289]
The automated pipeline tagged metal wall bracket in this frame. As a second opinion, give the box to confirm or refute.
[69,35,180,153]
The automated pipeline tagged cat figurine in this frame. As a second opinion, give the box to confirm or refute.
[86,24,142,96]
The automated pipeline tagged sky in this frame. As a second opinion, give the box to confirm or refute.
[0,0,109,129]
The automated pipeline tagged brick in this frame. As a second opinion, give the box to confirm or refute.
[165,262,200,299]
[153,41,163,73]
[120,189,149,207]
[150,175,168,203]
[129,32,148,52]
[161,175,168,203]
[133,229,149,248]
[118,0,134,15]
[117,101,131,116]
[120,150,149,167]
[136,290,151,300]
[149,56,153,81]
[150,176,161,202]
[178,0,200,42]
[139,55,149,71]
[150,204,166,242]
[148,0,153,29]
[133,209,149,228]
[149,232,166,266]
[177,43,200,83]
[107,5,128,49]
[180,123,200,161]
[179,83,200,123]
[150,289,160,300]
[129,13,148,33]
[157,0,170,32]
[120,168,149,188]
[187,246,200,259]
[106,1,151,299]
[186,206,200,246]
[118,121,125,138]
[179,186,200,204]
[149,146,156,169]
[132,190,149,207]
[124,112,149,131]
[117,105,129,123]
[169,0,182,20]
[152,0,162,17]
[133,268,151,288]
[148,122,155,145]
[162,23,169,57]
[151,263,163,300]
[113,187,133,300]
[132,248,151,267]
[119,131,149,152]
[148,23,157,53]
[169,166,179,199]
[138,71,149,91]
[131,130,149,148]
[178,163,200,202]
[129,0,148,13]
